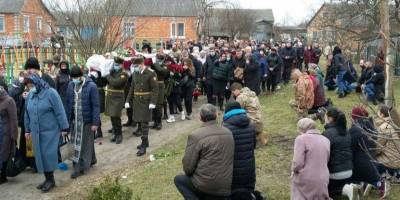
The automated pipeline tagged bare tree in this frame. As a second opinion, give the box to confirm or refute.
[193,0,233,41]
[46,0,137,60]
[216,7,255,40]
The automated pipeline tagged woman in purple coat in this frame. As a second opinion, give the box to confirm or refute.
[291,118,330,200]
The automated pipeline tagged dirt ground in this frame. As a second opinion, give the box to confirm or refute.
[0,101,204,200]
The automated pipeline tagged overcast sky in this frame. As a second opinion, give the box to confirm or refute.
[235,0,326,25]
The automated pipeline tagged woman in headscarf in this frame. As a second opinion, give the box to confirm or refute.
[24,73,69,192]
[0,86,18,184]
[291,118,330,200]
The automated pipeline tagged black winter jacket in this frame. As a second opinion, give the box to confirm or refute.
[349,119,380,184]
[223,109,256,191]
[323,123,353,174]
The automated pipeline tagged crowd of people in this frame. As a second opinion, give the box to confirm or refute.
[0,37,398,200]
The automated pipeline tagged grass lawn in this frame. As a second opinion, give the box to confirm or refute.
[97,57,400,199]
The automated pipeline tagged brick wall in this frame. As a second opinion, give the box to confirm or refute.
[134,16,197,45]
[0,0,55,43]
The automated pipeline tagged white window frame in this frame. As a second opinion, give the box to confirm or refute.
[36,17,42,32]
[123,17,135,38]
[23,15,30,33]
[14,15,19,32]
[46,21,52,34]
[170,22,185,39]
[0,15,5,33]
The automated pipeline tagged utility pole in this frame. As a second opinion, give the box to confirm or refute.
[379,0,393,107]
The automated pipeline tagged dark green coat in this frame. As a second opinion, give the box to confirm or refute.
[151,63,170,105]
[105,70,129,117]
[127,68,158,122]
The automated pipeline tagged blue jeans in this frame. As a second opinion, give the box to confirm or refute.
[336,70,352,95]
[364,83,376,101]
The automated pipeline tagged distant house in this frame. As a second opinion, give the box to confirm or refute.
[306,3,400,48]
[0,0,56,46]
[274,26,307,42]
[205,8,274,41]
[125,0,198,49]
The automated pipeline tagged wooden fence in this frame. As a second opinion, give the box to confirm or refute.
[0,47,85,83]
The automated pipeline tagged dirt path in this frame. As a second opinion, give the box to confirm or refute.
[0,100,204,200]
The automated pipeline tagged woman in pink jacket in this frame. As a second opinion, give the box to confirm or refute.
[291,118,331,200]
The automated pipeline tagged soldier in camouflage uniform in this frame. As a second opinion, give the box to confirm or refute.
[151,49,170,130]
[105,57,129,144]
[289,69,314,118]
[126,57,159,156]
[231,83,268,145]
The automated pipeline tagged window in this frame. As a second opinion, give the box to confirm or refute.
[36,17,42,32]
[0,15,4,32]
[312,31,318,39]
[171,23,176,37]
[123,18,135,38]
[23,16,30,33]
[171,22,185,38]
[177,23,184,37]
[46,22,52,33]
[14,15,19,32]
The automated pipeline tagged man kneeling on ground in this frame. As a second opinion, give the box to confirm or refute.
[174,104,234,200]
[230,83,268,145]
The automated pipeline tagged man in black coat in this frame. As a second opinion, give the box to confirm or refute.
[243,56,261,95]
[202,47,219,104]
[266,48,282,93]
[280,42,296,84]
[223,101,256,199]
[296,43,305,71]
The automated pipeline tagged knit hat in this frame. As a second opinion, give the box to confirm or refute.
[24,57,41,70]
[224,101,242,113]
[70,66,83,78]
[297,118,317,134]
[0,86,7,97]
[351,106,369,120]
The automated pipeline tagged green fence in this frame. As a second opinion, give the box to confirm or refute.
[1,47,85,83]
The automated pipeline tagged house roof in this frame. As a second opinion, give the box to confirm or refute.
[0,0,25,13]
[126,0,197,17]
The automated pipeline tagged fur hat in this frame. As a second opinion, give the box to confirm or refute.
[24,57,41,70]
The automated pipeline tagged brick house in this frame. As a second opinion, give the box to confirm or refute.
[125,0,198,49]
[0,0,56,46]
[306,3,400,51]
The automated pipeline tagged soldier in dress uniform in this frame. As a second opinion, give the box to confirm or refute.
[126,56,158,156]
[151,49,170,130]
[105,57,129,144]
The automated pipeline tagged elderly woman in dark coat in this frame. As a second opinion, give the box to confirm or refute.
[24,74,69,192]
[223,101,256,199]
[0,86,18,184]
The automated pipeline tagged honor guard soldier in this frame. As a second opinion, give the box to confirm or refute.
[106,57,129,144]
[125,56,158,156]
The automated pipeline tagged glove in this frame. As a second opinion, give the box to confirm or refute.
[149,104,156,109]
[124,102,130,109]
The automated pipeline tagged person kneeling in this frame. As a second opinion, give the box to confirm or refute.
[174,104,234,200]
[223,101,257,199]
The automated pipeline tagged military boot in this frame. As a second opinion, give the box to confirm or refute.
[137,136,150,149]
[110,134,116,143]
